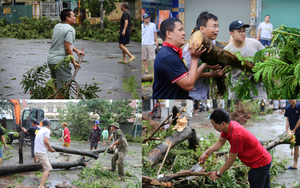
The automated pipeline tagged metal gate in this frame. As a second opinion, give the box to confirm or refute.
[40,1,62,20]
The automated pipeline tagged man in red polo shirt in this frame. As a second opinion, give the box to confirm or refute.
[199,108,272,187]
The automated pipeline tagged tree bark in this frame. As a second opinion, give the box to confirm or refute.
[0,156,92,176]
[18,130,24,164]
[142,171,210,187]
[51,146,114,159]
[148,127,198,167]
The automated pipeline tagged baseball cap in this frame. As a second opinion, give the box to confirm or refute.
[143,13,150,19]
[229,20,250,31]
[95,120,100,124]
[42,118,51,126]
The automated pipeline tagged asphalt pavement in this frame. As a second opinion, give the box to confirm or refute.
[0,38,141,99]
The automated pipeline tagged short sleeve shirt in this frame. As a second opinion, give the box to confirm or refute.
[47,23,76,65]
[27,126,40,141]
[284,103,300,135]
[142,22,157,45]
[113,129,128,151]
[221,121,271,168]
[34,127,51,154]
[152,46,189,99]
[64,127,71,143]
[120,10,131,35]
[258,22,273,39]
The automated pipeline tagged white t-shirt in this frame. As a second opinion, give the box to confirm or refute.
[224,38,267,99]
[182,40,216,99]
[280,100,286,108]
[273,100,279,109]
[258,22,273,40]
[34,127,51,154]
[142,22,157,45]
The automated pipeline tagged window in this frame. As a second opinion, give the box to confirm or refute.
[48,107,53,112]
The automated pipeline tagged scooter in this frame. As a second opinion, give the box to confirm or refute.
[148,103,161,120]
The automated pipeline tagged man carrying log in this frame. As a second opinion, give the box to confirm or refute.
[152,17,207,99]
[182,11,226,99]
[109,122,128,181]
[284,99,300,170]
[47,9,85,92]
[87,120,102,151]
[224,20,267,99]
[21,119,40,163]
[34,119,56,188]
[199,109,272,187]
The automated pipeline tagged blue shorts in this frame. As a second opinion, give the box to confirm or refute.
[119,34,130,45]
[260,39,271,46]
[0,147,3,158]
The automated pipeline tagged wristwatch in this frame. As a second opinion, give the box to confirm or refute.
[216,170,222,177]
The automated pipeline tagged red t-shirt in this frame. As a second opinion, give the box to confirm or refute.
[221,121,271,169]
[64,127,71,143]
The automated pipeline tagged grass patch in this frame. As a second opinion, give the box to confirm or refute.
[142,82,152,86]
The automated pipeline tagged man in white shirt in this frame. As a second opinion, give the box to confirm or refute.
[182,11,226,99]
[256,15,273,47]
[34,119,56,188]
[142,13,158,74]
[273,100,279,114]
[225,20,267,99]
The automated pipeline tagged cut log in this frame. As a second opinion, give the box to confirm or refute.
[0,156,91,176]
[142,74,153,82]
[148,127,198,167]
[51,146,114,159]
[142,171,209,187]
[189,30,255,93]
[18,130,24,164]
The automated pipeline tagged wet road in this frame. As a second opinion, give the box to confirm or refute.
[190,111,300,188]
[0,138,142,187]
[0,38,141,99]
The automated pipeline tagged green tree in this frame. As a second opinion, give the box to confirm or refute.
[0,99,12,115]
[78,100,136,125]
[82,0,123,18]
[57,102,93,140]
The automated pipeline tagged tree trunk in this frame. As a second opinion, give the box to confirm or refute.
[142,171,210,187]
[18,130,24,164]
[189,30,255,93]
[51,146,114,159]
[148,127,198,167]
[0,156,91,176]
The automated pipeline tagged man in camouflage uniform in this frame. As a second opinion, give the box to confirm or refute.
[109,122,128,181]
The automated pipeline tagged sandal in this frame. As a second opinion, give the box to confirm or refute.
[128,57,136,63]
[118,60,128,64]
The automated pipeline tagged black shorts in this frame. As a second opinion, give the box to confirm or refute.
[260,106,265,112]
[295,135,300,146]
[119,34,130,45]
[90,141,98,149]
[248,162,271,188]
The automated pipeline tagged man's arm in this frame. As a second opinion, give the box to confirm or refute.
[286,117,290,132]
[65,41,81,69]
[176,44,207,91]
[73,46,85,57]
[110,140,120,149]
[44,137,55,152]
[210,152,238,181]
[154,32,158,48]
[256,28,261,40]
[292,116,300,134]
[199,136,227,162]
[122,20,128,36]
[198,66,226,79]
[1,135,7,149]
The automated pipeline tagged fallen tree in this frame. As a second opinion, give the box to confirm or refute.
[0,156,92,176]
[148,126,199,167]
[51,146,114,159]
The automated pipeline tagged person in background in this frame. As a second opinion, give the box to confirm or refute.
[102,127,109,146]
[280,99,287,114]
[59,122,70,155]
[0,125,8,166]
[193,99,199,116]
[273,100,279,114]
[142,13,158,74]
[260,100,266,115]
[22,119,40,163]
[284,100,300,170]
[87,120,102,150]
[256,15,273,47]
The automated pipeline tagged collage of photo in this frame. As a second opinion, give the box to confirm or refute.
[0,0,300,187]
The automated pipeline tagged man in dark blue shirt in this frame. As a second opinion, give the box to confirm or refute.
[152,17,208,99]
[284,99,300,169]
[22,119,40,163]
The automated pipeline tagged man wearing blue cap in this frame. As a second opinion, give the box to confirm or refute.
[142,13,158,74]
[225,20,267,99]
[87,120,102,150]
